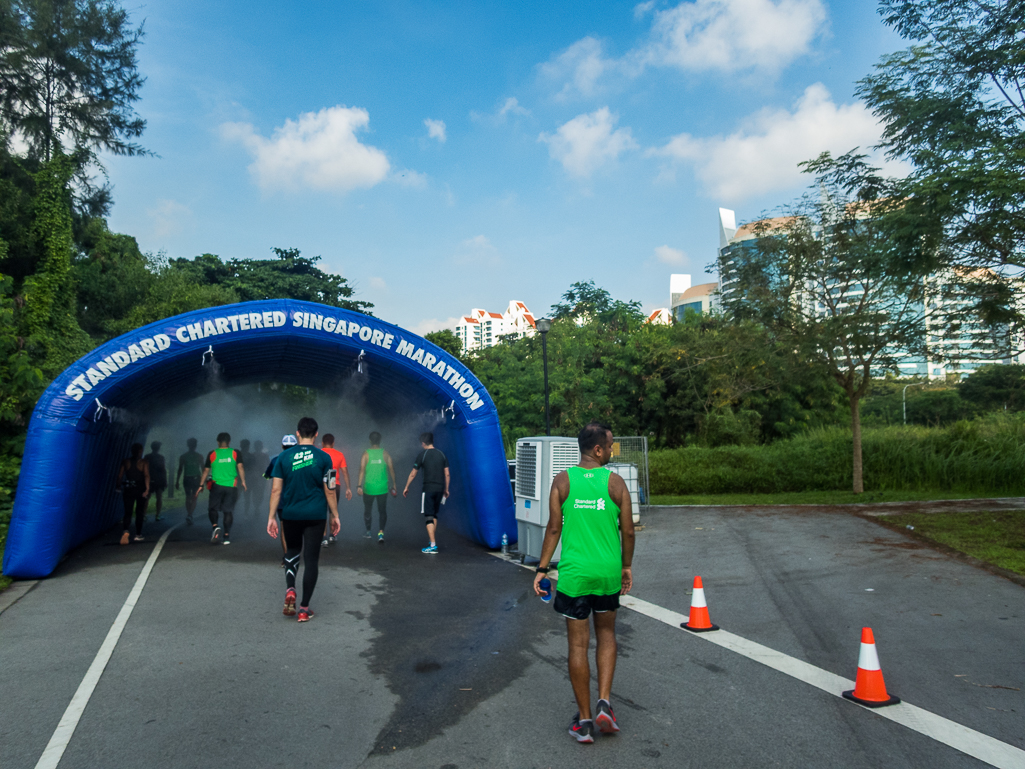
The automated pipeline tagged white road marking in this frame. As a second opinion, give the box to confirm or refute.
[493,553,1025,769]
[35,525,179,769]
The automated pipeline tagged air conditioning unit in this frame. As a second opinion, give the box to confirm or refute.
[514,436,580,561]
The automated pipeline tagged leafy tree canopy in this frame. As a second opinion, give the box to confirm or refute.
[424,329,461,358]
[550,280,644,330]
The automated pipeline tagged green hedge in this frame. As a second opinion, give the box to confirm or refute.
[649,414,1025,495]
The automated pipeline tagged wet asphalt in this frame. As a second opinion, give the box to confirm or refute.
[1,499,1022,768]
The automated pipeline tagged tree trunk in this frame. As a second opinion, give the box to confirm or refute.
[850,392,863,494]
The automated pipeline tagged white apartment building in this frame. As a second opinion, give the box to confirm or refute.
[455,300,537,352]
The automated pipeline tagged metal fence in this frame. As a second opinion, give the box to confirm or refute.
[609,436,650,521]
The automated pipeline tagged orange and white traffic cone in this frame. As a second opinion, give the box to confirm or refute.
[680,576,719,632]
[842,627,900,707]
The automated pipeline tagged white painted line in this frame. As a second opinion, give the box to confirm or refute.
[493,552,1025,769]
[0,580,39,615]
[35,526,179,769]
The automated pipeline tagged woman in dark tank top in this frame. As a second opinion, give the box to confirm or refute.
[116,443,150,545]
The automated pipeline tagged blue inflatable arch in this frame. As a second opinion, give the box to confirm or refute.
[3,300,515,578]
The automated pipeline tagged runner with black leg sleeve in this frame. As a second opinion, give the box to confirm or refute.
[267,418,338,622]
[402,432,449,554]
[532,422,634,744]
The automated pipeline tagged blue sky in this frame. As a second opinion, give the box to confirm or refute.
[104,0,907,333]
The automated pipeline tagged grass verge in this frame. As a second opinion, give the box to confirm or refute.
[876,510,1025,577]
[648,490,1017,506]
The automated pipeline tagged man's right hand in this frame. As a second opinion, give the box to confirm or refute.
[620,567,633,595]
[267,518,279,539]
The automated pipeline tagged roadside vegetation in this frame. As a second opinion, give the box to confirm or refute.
[649,490,1013,507]
[876,511,1025,577]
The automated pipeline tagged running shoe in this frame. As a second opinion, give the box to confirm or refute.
[155,514,162,521]
[568,714,595,744]
[283,588,296,616]
[119,531,130,546]
[363,530,372,539]
[186,515,193,526]
[595,699,619,734]
[421,544,438,554]
[297,606,315,622]
[328,535,337,545]
[133,535,145,542]
[378,530,385,543]
[210,526,221,545]
[321,538,329,548]
[222,532,231,545]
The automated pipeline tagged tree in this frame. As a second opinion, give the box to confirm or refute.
[959,364,1025,412]
[550,280,644,330]
[0,0,147,178]
[72,218,151,339]
[424,329,461,358]
[169,248,373,314]
[722,152,928,492]
[857,0,1025,330]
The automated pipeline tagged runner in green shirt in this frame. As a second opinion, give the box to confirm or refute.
[533,422,634,744]
[357,431,397,541]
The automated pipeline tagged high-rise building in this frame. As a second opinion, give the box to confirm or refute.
[455,300,537,352]
[716,207,1024,379]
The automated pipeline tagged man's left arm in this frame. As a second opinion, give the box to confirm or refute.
[340,459,352,500]
[608,473,635,594]
[323,460,340,535]
[443,467,450,498]
[237,454,247,492]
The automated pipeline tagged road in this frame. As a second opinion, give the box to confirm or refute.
[1,501,1022,768]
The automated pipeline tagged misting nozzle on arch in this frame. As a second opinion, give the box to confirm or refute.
[201,345,215,366]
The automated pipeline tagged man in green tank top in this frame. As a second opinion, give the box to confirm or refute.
[533,422,634,744]
[196,432,247,546]
[357,431,397,541]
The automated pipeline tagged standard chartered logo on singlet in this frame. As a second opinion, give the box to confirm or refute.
[292,449,315,470]
[572,498,606,510]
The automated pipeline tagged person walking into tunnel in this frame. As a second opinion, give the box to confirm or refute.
[266,434,298,566]
[267,418,339,622]
[251,439,270,515]
[402,432,449,554]
[196,433,247,546]
[357,431,397,542]
[176,438,204,525]
[115,443,150,545]
[532,422,634,744]
[319,433,352,546]
[144,441,168,521]
[238,439,254,516]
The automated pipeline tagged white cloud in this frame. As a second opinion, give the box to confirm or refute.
[540,0,827,97]
[539,107,638,178]
[646,0,827,73]
[499,97,530,117]
[148,199,193,238]
[220,105,391,193]
[651,83,910,201]
[369,276,387,291]
[393,168,428,187]
[453,234,502,266]
[540,37,616,100]
[424,118,447,143]
[654,245,687,265]
[412,317,461,336]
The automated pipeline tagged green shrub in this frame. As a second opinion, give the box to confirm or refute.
[649,413,1025,495]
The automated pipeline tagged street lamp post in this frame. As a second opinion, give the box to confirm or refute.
[536,318,552,436]
[903,382,924,425]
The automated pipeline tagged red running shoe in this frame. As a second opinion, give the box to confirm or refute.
[283,588,296,616]
[595,699,619,733]
[568,713,595,744]
[297,606,315,623]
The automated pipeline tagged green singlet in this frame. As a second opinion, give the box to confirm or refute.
[556,466,622,598]
[208,447,239,487]
[363,448,389,495]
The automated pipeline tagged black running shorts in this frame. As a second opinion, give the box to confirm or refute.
[554,591,620,620]
[208,484,238,514]
[183,475,201,495]
[420,490,444,518]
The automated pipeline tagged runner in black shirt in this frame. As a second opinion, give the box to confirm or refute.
[144,441,168,521]
[402,432,449,554]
